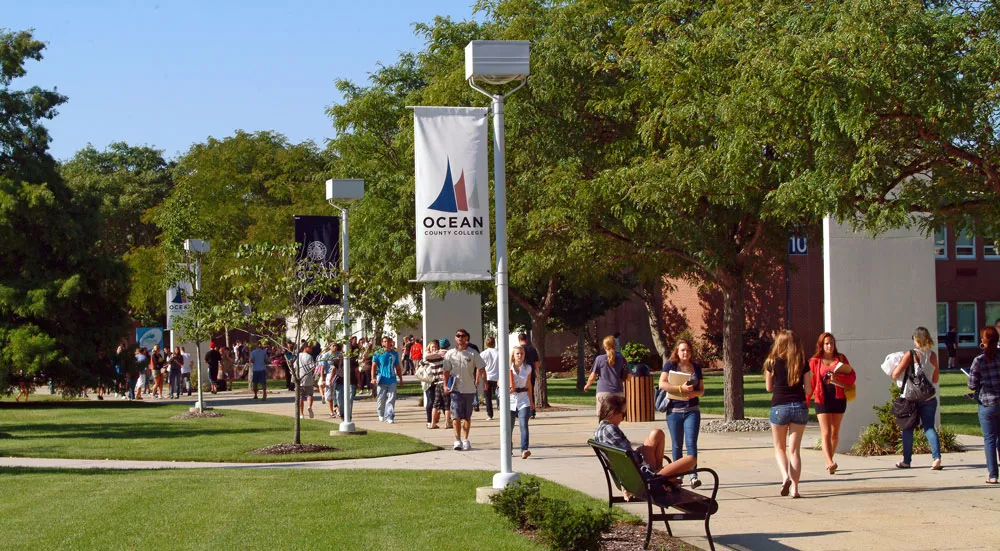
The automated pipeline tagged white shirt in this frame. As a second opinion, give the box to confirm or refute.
[510,363,532,411]
[443,348,485,394]
[297,352,316,386]
[480,348,500,381]
[180,352,192,374]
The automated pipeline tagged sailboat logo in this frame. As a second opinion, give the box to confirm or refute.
[428,157,479,213]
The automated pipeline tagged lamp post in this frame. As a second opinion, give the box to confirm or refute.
[326,178,365,434]
[466,40,530,489]
[183,238,210,413]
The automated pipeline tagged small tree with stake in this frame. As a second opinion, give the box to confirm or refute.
[222,242,341,446]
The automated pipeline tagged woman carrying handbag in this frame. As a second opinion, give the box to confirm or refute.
[808,332,856,475]
[891,327,942,470]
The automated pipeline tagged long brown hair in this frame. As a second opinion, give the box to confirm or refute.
[764,330,805,386]
[603,335,617,367]
[668,338,697,364]
[982,326,999,362]
[599,393,627,421]
[812,332,840,360]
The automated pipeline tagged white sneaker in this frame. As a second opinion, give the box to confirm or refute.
[690,475,702,489]
[378,416,384,422]
[462,439,471,451]
[387,418,395,424]
[453,440,463,450]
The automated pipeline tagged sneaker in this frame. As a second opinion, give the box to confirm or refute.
[453,440,463,450]
[690,475,702,489]
[521,450,531,459]
[462,440,471,451]
[387,419,395,424]
[308,407,314,419]
[378,416,384,423]
[487,416,494,421]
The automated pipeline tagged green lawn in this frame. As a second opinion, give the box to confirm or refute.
[0,401,435,462]
[546,371,982,436]
[0,468,633,551]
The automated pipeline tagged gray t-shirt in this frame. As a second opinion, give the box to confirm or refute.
[444,348,485,394]
[250,348,268,372]
[591,352,629,393]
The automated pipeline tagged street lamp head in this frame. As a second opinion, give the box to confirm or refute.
[465,40,530,85]
[183,239,210,253]
[326,178,365,203]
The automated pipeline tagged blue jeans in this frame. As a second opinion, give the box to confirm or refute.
[376,382,397,421]
[335,383,356,418]
[509,407,530,452]
[666,409,701,461]
[902,398,941,464]
[978,403,1000,479]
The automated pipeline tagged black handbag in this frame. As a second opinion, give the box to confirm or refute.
[902,350,936,403]
[892,397,920,430]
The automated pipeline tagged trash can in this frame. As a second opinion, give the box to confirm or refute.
[624,374,654,422]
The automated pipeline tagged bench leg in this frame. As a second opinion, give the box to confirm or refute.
[705,516,715,551]
[644,501,654,549]
[662,507,672,536]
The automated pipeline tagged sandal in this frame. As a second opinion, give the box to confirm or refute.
[827,463,838,475]
[780,479,791,497]
[931,459,942,470]
[895,461,911,469]
[986,478,998,485]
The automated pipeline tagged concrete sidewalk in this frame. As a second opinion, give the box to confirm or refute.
[4,388,999,550]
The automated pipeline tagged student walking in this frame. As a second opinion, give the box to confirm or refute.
[480,336,500,420]
[658,338,705,489]
[809,332,856,475]
[509,346,535,459]
[443,328,485,450]
[373,337,404,423]
[891,327,942,470]
[765,330,812,498]
[584,335,630,416]
[969,326,1000,484]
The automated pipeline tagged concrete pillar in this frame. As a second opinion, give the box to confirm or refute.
[824,217,937,453]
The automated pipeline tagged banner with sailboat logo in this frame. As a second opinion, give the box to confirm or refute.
[413,106,492,282]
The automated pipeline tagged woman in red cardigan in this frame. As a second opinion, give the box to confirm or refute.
[809,332,856,474]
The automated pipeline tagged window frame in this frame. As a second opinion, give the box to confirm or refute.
[937,302,949,345]
[957,302,978,348]
[986,302,1000,333]
[984,238,999,259]
[955,230,976,259]
[934,227,948,259]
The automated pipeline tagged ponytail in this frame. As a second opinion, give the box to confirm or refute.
[602,335,617,367]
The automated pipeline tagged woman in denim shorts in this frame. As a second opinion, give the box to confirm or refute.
[764,330,812,498]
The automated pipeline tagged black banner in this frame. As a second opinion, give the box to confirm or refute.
[293,215,341,305]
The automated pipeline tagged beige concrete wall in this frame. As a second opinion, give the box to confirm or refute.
[417,289,483,349]
[824,217,937,453]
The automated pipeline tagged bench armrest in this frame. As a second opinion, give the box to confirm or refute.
[645,467,720,503]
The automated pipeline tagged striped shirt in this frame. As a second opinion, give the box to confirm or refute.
[969,353,1000,407]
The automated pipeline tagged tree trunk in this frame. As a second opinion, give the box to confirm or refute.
[576,329,586,391]
[639,278,671,368]
[531,315,550,408]
[721,282,746,421]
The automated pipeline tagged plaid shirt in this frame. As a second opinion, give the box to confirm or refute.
[969,353,1000,407]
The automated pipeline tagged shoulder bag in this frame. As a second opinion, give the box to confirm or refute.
[902,350,936,403]
[891,352,922,430]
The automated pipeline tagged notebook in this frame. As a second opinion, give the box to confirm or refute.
[666,370,692,401]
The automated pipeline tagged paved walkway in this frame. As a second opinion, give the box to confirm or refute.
[4,388,999,550]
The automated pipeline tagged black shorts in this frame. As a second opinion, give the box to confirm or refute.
[814,383,847,415]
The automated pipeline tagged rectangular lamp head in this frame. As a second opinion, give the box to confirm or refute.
[326,178,365,201]
[465,40,530,84]
[183,239,210,253]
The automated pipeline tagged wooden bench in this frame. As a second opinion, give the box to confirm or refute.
[588,439,719,550]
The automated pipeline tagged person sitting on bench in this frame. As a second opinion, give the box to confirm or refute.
[594,394,696,482]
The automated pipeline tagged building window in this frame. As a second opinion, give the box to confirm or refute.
[937,303,949,343]
[934,227,947,259]
[985,238,999,259]
[987,303,1000,331]
[956,230,975,259]
[957,302,977,346]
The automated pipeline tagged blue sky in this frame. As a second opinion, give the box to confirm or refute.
[7,1,482,161]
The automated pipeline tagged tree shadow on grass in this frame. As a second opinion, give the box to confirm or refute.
[7,422,282,440]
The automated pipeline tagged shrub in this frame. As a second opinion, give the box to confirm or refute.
[853,382,963,456]
[489,476,544,530]
[536,498,612,551]
[621,341,651,365]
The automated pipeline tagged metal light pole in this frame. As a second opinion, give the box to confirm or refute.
[466,40,530,489]
[184,239,210,413]
[326,179,365,434]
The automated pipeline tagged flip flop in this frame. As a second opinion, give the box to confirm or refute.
[780,479,791,497]
[986,478,998,485]
[827,463,838,475]
[895,462,911,469]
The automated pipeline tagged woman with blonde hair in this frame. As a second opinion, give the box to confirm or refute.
[892,327,942,470]
[765,330,812,498]
[809,332,856,474]
[584,335,630,416]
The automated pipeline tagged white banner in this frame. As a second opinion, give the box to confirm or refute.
[414,106,492,282]
[165,263,195,330]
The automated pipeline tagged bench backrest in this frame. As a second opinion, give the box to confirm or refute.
[588,439,649,500]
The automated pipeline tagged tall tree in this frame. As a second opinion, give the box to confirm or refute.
[0,29,129,391]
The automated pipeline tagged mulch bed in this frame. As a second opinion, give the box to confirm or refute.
[170,411,225,419]
[247,443,339,455]
[518,522,697,551]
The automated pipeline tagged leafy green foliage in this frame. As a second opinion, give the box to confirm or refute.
[621,341,652,366]
[853,382,963,456]
[0,29,128,392]
[490,475,545,530]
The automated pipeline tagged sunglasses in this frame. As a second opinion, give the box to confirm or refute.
[455,334,469,338]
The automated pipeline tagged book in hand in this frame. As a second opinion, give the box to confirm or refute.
[666,370,692,401]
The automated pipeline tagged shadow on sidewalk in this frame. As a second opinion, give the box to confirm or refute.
[716,530,849,551]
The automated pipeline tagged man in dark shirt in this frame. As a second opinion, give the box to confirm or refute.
[519,333,540,418]
[205,343,222,394]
